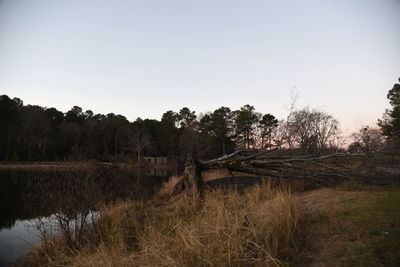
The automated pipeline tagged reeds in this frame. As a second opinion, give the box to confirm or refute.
[19,181,300,267]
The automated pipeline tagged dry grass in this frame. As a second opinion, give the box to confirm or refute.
[19,181,300,267]
[157,175,183,198]
[139,186,299,266]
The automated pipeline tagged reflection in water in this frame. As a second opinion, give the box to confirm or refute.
[0,219,40,266]
[0,166,171,265]
[147,168,169,177]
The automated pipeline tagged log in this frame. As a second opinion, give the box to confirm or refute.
[195,151,366,187]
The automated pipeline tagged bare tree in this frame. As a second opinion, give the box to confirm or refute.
[285,107,339,153]
[350,126,384,156]
[130,126,152,161]
[122,119,153,161]
[271,120,289,150]
[312,111,339,151]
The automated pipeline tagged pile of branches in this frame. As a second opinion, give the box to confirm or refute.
[196,150,366,186]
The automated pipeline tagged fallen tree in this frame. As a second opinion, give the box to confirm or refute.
[200,150,364,177]
[177,150,366,194]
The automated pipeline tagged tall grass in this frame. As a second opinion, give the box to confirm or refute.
[19,182,300,267]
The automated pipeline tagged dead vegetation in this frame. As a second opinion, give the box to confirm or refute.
[18,182,300,266]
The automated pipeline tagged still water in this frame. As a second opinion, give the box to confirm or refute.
[0,167,171,266]
[0,219,40,266]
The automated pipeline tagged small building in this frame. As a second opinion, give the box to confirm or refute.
[143,157,168,165]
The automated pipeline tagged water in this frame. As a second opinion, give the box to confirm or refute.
[0,219,40,266]
[0,167,171,266]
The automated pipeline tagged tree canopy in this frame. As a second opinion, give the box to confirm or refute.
[378,78,400,146]
[0,93,351,162]
[0,95,286,161]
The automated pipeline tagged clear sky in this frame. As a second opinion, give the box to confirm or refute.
[1,0,399,134]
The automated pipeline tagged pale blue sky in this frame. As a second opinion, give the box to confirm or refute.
[0,0,399,134]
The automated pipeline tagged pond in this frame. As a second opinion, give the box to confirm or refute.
[0,166,172,266]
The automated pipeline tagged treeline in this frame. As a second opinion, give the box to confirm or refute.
[0,95,279,161]
[0,94,344,162]
[2,77,399,162]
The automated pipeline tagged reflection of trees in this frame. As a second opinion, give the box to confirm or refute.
[33,170,103,249]
[0,167,168,231]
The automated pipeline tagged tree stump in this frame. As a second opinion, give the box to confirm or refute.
[182,156,202,195]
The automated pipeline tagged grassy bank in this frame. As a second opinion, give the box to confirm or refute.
[18,179,400,266]
[19,183,300,266]
[298,183,400,266]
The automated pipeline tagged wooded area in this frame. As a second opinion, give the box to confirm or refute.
[0,96,336,162]
[1,78,399,162]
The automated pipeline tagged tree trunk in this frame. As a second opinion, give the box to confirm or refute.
[114,135,118,156]
[6,129,11,160]
[182,157,202,197]
[42,142,46,161]
[137,132,141,162]
[268,136,272,151]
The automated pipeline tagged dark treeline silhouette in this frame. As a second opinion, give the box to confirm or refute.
[0,95,279,161]
[4,77,398,163]
[378,77,400,153]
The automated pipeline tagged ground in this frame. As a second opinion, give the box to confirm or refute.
[296,184,400,267]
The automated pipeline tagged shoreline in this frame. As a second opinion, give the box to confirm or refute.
[0,162,176,171]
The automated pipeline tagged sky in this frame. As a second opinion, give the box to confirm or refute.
[0,0,399,135]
